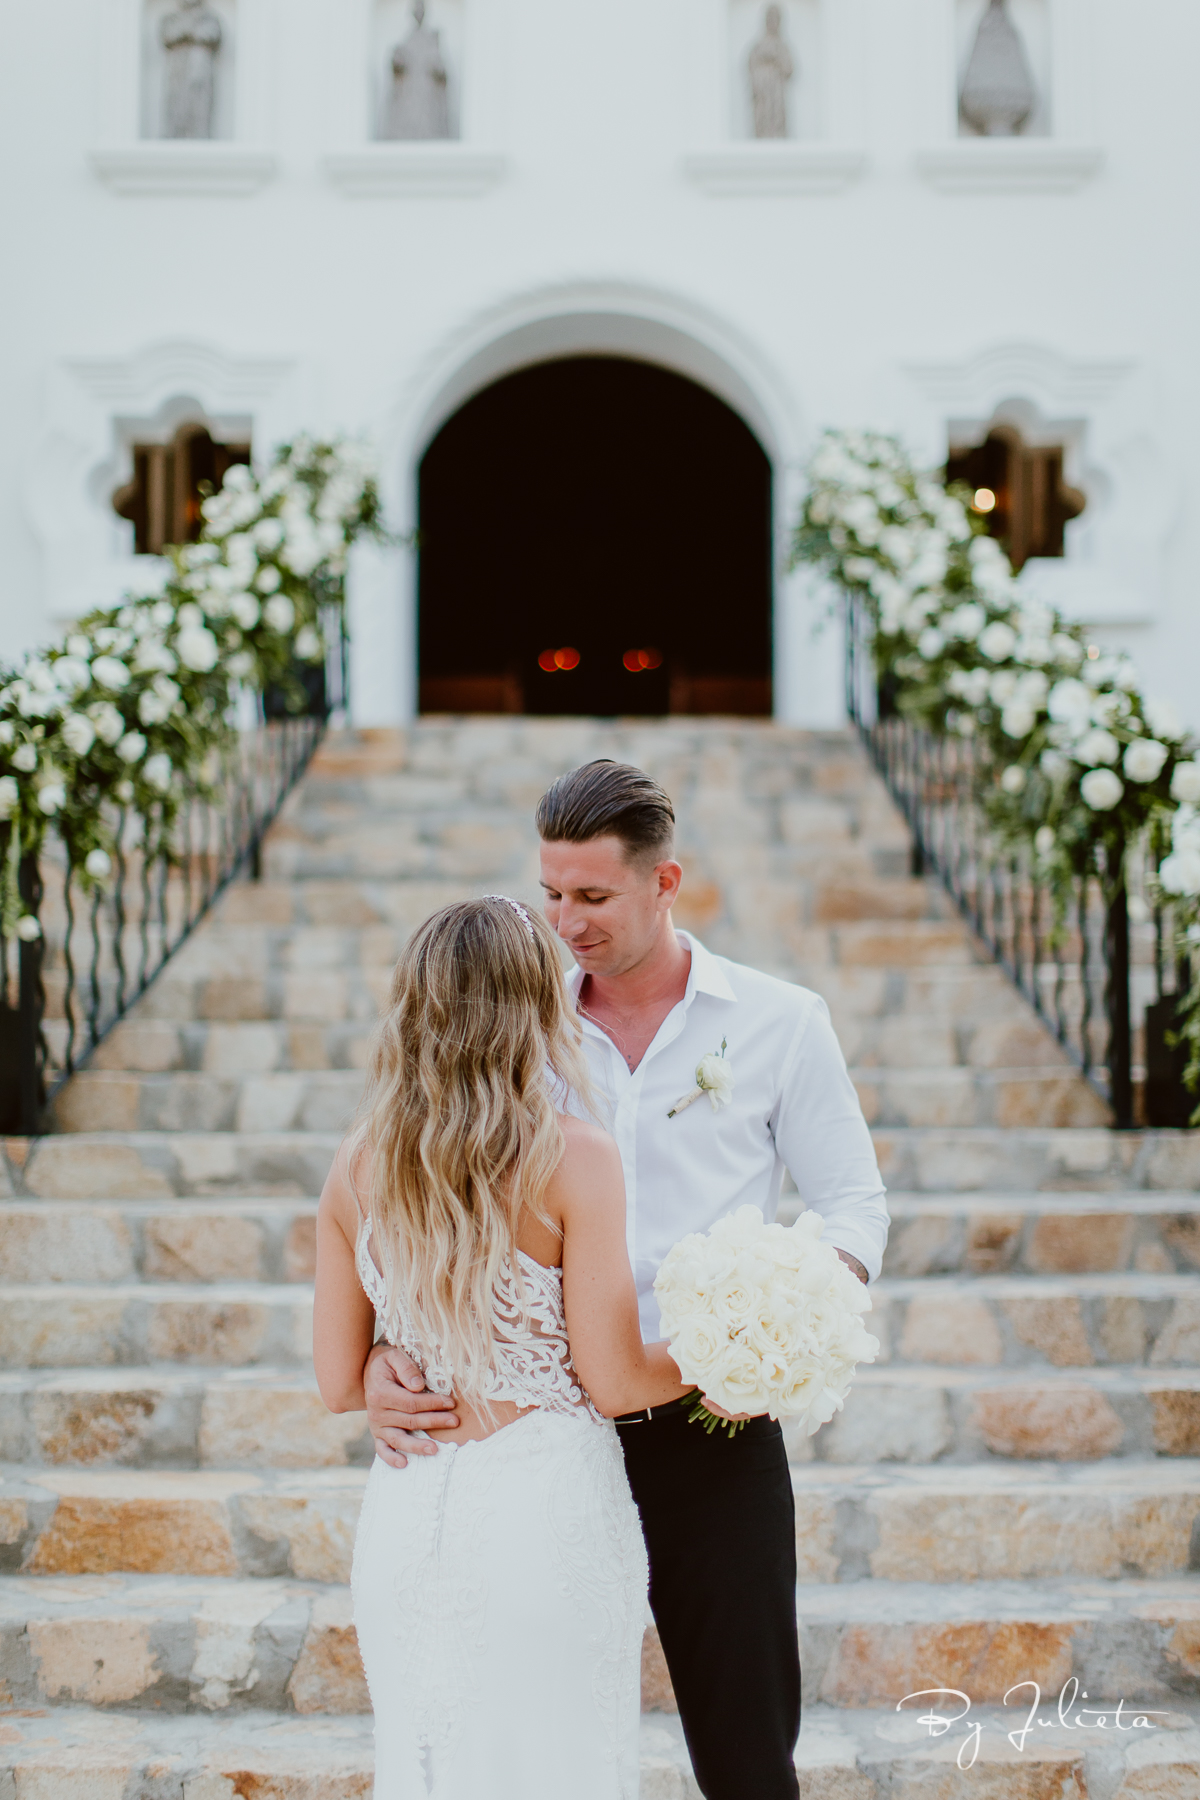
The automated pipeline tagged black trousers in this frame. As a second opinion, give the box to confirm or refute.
[616,1403,801,1800]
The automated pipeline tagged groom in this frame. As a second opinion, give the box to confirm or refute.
[362,759,889,1799]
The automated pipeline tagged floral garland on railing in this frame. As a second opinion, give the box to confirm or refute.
[0,436,383,940]
[790,429,1200,1099]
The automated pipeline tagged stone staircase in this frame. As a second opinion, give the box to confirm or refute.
[2,719,1199,1797]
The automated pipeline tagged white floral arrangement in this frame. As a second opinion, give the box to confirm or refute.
[654,1205,879,1438]
[791,428,1200,1103]
[0,437,383,936]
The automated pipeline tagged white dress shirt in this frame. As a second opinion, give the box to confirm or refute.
[570,932,890,1341]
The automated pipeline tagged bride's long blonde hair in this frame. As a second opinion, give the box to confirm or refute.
[349,897,593,1411]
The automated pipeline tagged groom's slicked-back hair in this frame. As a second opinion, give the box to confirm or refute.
[536,761,675,866]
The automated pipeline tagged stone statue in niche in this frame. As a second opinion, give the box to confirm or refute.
[748,5,794,140]
[382,2,451,141]
[959,0,1037,136]
[161,0,223,140]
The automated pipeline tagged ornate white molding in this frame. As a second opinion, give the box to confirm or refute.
[682,144,868,198]
[914,141,1104,195]
[90,143,278,197]
[63,340,296,409]
[903,342,1134,414]
[324,145,506,198]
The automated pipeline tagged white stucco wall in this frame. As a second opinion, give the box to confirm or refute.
[2,0,1197,729]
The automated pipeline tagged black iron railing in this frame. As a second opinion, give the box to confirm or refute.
[845,598,1187,1129]
[0,712,327,1135]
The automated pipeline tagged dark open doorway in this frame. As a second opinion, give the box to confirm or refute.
[417,356,773,716]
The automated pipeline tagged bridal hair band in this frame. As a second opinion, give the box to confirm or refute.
[482,894,537,943]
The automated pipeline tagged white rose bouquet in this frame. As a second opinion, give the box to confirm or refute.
[654,1205,879,1437]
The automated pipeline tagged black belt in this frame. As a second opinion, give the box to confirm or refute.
[613,1391,698,1426]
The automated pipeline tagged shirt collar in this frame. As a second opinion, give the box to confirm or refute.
[566,929,736,1006]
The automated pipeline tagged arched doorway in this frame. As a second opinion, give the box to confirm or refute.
[417,356,772,716]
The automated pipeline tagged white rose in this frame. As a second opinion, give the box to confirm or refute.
[1170,762,1200,804]
[53,656,91,695]
[227,650,256,680]
[1000,702,1036,740]
[979,621,1017,662]
[138,690,172,727]
[255,564,283,594]
[91,655,130,691]
[696,1050,734,1109]
[230,593,261,630]
[253,516,286,551]
[12,742,37,773]
[1048,679,1092,727]
[177,627,219,673]
[1080,767,1123,811]
[116,731,147,763]
[66,634,91,657]
[1160,849,1200,898]
[1123,738,1168,784]
[1001,765,1027,795]
[263,594,295,634]
[946,602,986,640]
[37,782,66,815]
[133,640,177,676]
[294,626,323,661]
[1034,825,1056,856]
[0,775,18,817]
[60,713,95,756]
[916,627,945,660]
[84,848,112,879]
[15,915,41,942]
[989,670,1018,705]
[1075,728,1120,767]
[1144,697,1184,741]
[88,702,125,746]
[142,752,173,794]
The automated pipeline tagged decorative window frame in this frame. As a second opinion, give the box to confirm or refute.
[902,343,1167,637]
[90,0,277,197]
[321,0,506,198]
[914,0,1102,194]
[681,0,868,197]
[25,340,299,628]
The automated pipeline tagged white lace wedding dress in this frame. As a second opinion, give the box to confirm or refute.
[352,1218,648,1799]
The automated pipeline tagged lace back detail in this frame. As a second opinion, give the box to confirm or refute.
[355,1217,602,1423]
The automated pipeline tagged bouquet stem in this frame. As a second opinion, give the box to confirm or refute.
[685,1389,748,1438]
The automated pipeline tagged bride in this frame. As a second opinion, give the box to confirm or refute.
[313,894,692,1798]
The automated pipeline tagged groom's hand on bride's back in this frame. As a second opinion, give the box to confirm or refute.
[363,1342,460,1467]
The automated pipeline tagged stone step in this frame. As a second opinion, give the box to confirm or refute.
[6,1362,1200,1471]
[0,1198,316,1284]
[0,1368,371,1469]
[6,1126,1200,1202]
[78,1005,1069,1079]
[0,1282,314,1368]
[873,1126,1200,1195]
[49,1062,1106,1135]
[6,1569,1200,1721]
[798,1365,1200,1463]
[879,1191,1200,1276]
[9,1704,1196,1800]
[5,1461,1200,1585]
[871,1272,1200,1369]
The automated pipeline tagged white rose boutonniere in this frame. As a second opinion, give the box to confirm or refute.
[668,1038,733,1118]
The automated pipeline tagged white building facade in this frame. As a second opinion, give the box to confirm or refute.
[4,0,1197,728]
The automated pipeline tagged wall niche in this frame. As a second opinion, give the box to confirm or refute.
[956,0,1051,138]
[728,1,822,141]
[372,0,464,141]
[140,0,238,142]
